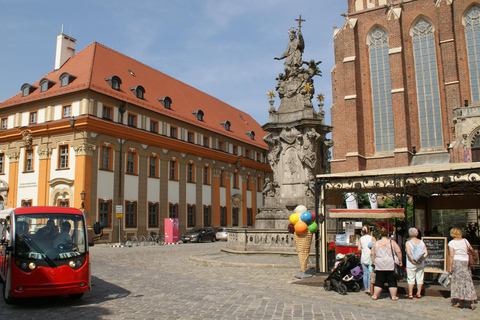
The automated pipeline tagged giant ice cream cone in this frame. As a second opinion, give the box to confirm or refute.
[294,231,313,273]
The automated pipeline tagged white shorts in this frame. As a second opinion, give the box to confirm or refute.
[406,267,424,285]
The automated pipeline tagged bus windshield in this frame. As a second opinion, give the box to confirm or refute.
[15,213,86,261]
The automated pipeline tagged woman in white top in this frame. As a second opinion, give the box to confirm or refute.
[448,228,477,310]
[357,226,375,295]
[405,228,428,299]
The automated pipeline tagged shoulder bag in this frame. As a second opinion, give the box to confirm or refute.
[391,240,404,279]
[465,239,476,267]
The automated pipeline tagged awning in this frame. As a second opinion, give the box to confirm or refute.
[329,209,405,219]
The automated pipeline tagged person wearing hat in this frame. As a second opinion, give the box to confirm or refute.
[331,253,345,272]
[358,226,376,295]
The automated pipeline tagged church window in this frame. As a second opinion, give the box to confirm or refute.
[464,6,480,102]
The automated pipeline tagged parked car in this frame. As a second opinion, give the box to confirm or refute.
[181,228,216,243]
[216,227,228,241]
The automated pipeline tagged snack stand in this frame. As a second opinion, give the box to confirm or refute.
[329,209,405,261]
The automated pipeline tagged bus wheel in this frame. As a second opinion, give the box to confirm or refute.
[69,293,84,300]
[3,283,16,305]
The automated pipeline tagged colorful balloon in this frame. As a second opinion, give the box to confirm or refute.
[300,211,313,224]
[294,221,308,234]
[308,221,318,233]
[289,213,300,225]
[287,223,295,234]
[310,212,315,222]
[294,205,307,213]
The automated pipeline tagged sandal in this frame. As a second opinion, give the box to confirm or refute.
[365,291,371,295]
[471,304,476,310]
[391,296,399,301]
[405,295,413,299]
[453,303,464,308]
[414,294,422,299]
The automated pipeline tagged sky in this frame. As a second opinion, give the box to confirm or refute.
[0,0,348,128]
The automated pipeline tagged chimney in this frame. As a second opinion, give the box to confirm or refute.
[55,30,76,70]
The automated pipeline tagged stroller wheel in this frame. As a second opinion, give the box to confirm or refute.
[353,282,361,292]
[324,281,331,291]
[338,283,347,295]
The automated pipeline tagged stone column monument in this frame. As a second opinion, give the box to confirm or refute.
[227,16,332,252]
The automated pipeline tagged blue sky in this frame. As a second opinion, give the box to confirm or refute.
[0,0,347,127]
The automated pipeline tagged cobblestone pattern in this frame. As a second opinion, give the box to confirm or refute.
[0,242,477,319]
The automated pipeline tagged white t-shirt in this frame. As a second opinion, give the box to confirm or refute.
[448,239,470,262]
[360,235,373,265]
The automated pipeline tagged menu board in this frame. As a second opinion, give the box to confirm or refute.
[422,237,448,273]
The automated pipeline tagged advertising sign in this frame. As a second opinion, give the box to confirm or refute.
[164,218,179,243]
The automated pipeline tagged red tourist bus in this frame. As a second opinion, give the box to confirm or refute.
[0,206,103,304]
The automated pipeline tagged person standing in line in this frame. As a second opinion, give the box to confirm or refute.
[358,226,375,295]
[448,228,477,310]
[371,227,402,301]
[405,228,428,299]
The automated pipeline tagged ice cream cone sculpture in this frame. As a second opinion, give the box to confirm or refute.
[288,205,317,273]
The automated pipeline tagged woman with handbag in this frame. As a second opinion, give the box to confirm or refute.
[448,227,477,310]
[371,227,403,301]
[405,227,428,299]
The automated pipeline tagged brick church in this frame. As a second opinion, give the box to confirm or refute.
[331,0,480,173]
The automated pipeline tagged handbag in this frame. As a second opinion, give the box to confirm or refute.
[391,240,404,279]
[438,270,451,288]
[465,239,476,267]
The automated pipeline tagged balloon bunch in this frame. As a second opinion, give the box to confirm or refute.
[288,205,318,235]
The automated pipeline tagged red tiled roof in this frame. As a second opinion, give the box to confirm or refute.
[0,42,267,149]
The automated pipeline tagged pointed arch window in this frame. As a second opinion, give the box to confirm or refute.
[471,132,480,162]
[464,6,480,102]
[369,27,394,152]
[411,18,443,149]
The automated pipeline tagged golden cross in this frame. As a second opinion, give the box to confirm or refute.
[295,15,305,32]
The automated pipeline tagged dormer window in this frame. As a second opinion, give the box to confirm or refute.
[39,78,56,92]
[59,72,77,87]
[130,85,145,99]
[158,96,172,109]
[104,76,122,90]
[20,83,37,97]
[220,121,231,131]
[191,110,204,121]
[246,131,255,140]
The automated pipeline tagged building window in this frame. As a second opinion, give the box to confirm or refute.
[57,198,69,207]
[465,6,480,102]
[99,199,112,228]
[148,202,159,228]
[22,199,32,207]
[130,86,145,99]
[411,18,443,149]
[169,159,177,180]
[105,76,122,90]
[149,155,158,178]
[150,120,158,133]
[232,207,238,226]
[187,162,195,183]
[220,169,225,187]
[126,151,136,175]
[246,175,250,190]
[0,153,4,174]
[218,141,224,151]
[472,133,480,162]
[247,208,253,226]
[25,148,34,172]
[1,118,7,130]
[203,136,209,147]
[257,176,262,192]
[221,121,231,131]
[220,206,227,226]
[187,131,194,143]
[369,27,395,152]
[245,149,250,159]
[100,145,112,171]
[158,96,172,109]
[63,105,71,118]
[187,204,196,227]
[203,165,210,185]
[232,145,237,155]
[128,113,137,127]
[256,152,261,162]
[58,144,69,169]
[203,205,211,227]
[103,106,113,120]
[41,80,48,92]
[30,112,37,124]
[170,126,177,138]
[233,171,238,189]
[125,201,137,228]
[169,203,178,219]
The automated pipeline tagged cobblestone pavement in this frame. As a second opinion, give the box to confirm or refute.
[0,242,478,319]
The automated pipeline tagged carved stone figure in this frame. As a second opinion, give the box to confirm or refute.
[305,175,315,197]
[297,128,321,170]
[274,28,304,77]
[262,177,275,198]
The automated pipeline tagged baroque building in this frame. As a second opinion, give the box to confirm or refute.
[0,33,271,242]
[331,0,480,172]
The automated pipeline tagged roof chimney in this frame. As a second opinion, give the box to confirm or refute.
[55,29,76,70]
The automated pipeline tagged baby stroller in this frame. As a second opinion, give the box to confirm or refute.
[324,253,363,295]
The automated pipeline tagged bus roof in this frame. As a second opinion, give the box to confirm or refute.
[10,206,83,215]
